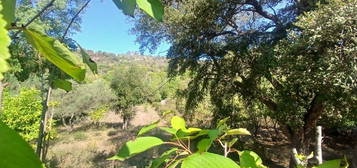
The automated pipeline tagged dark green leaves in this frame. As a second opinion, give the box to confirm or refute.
[0,121,43,168]
[52,79,72,92]
[113,0,164,21]
[113,0,136,16]
[181,152,240,168]
[0,2,10,80]
[0,0,16,27]
[109,136,164,160]
[136,0,164,21]
[150,148,178,168]
[24,29,86,81]
[78,44,97,74]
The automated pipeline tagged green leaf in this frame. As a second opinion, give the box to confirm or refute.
[78,44,97,74]
[217,117,229,128]
[109,136,164,160]
[0,0,16,27]
[181,152,240,168]
[138,120,159,136]
[0,121,43,168]
[239,150,266,168]
[171,116,186,130]
[150,148,178,168]
[228,138,238,148]
[24,29,86,81]
[314,159,342,168]
[113,0,136,16]
[0,3,11,80]
[224,128,251,137]
[136,0,164,22]
[160,127,177,135]
[52,79,72,92]
[197,138,212,153]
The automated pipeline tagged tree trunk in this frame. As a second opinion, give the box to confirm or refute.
[41,103,55,161]
[36,86,51,159]
[315,126,323,165]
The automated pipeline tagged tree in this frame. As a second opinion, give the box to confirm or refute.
[110,64,150,129]
[131,0,356,165]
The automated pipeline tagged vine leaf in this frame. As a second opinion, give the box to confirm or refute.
[0,2,11,80]
[24,29,86,81]
[0,121,43,168]
[108,136,164,161]
[239,150,267,168]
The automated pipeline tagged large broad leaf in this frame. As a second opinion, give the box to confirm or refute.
[0,3,10,80]
[159,127,177,135]
[0,0,16,27]
[113,0,136,16]
[138,120,159,136]
[24,29,86,81]
[171,116,186,130]
[181,152,240,168]
[0,121,43,168]
[239,150,266,168]
[150,148,178,168]
[52,79,72,92]
[136,0,164,22]
[78,44,97,74]
[109,136,164,160]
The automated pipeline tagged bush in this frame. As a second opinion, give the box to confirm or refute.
[0,88,42,142]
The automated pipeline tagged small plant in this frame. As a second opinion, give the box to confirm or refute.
[109,115,267,168]
[89,106,109,126]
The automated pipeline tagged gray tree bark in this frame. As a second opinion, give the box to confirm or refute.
[315,126,323,165]
[36,86,52,159]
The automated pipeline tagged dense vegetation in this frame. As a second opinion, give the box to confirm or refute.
[0,0,356,168]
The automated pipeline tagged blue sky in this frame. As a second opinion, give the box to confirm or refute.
[71,0,169,56]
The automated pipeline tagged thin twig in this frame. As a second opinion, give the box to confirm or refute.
[14,0,56,37]
[61,0,91,41]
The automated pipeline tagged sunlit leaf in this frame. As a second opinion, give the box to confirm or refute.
[181,152,240,168]
[224,128,251,137]
[228,138,238,148]
[150,148,178,168]
[0,0,16,27]
[171,116,186,130]
[0,121,43,168]
[138,120,159,136]
[113,0,136,17]
[0,3,10,80]
[24,29,86,81]
[136,0,164,22]
[108,136,164,161]
[52,79,72,92]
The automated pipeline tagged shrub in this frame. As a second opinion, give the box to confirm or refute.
[0,88,42,142]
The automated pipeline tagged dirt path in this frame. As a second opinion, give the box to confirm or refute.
[47,105,161,168]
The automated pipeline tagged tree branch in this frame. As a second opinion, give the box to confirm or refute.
[14,0,56,37]
[61,0,91,41]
